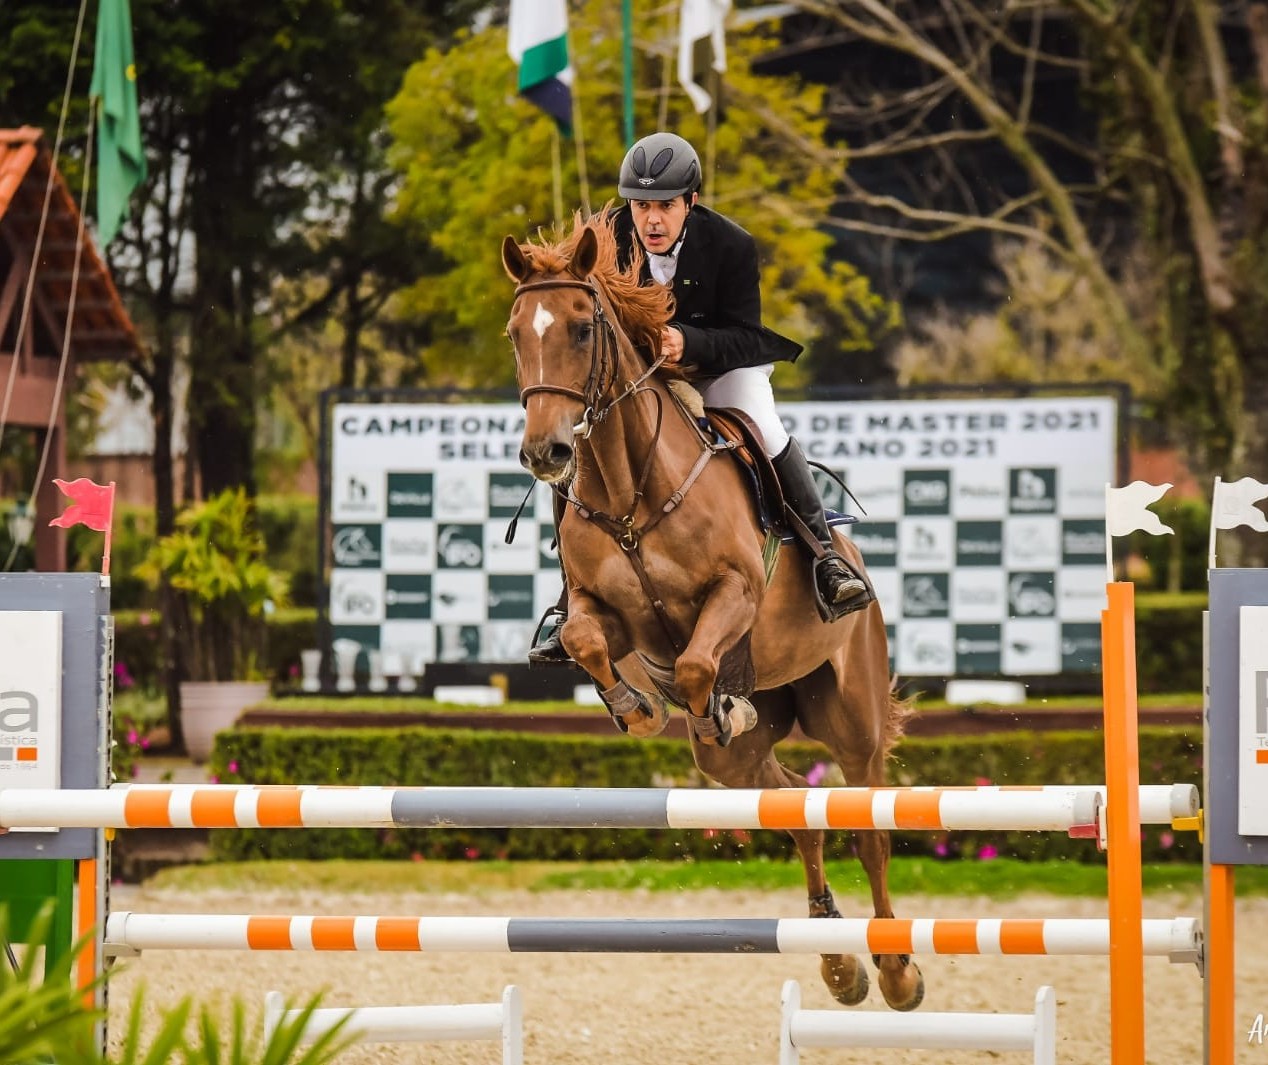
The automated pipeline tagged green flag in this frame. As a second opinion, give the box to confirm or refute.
[89,0,145,245]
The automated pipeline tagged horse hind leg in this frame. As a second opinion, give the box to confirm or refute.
[791,662,925,1012]
[689,696,868,1008]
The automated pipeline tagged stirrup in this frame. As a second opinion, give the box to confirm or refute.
[812,556,874,623]
[527,607,573,667]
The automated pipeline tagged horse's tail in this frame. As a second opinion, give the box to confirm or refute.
[883,676,917,755]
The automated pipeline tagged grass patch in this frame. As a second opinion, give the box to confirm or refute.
[144,856,1268,898]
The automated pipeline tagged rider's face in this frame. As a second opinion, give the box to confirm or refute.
[629,193,697,254]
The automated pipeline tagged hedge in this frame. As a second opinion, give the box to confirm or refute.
[112,591,1207,694]
[207,724,1202,865]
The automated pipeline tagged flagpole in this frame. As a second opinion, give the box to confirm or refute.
[622,0,635,146]
[550,125,564,227]
[102,480,116,577]
[572,79,591,215]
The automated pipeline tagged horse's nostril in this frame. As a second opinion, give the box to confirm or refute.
[548,442,573,467]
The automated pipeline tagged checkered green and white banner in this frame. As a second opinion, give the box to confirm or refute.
[326,395,1117,676]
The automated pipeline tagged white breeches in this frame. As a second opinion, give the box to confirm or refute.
[698,365,789,457]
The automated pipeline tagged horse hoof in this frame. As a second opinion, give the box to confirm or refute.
[623,701,670,738]
[723,695,758,738]
[879,959,925,1012]
[820,954,869,1006]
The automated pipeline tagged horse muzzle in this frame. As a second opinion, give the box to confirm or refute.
[520,438,575,483]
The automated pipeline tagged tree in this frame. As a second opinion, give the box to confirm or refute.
[384,5,896,392]
[779,0,1268,473]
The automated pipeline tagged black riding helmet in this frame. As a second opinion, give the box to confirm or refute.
[618,132,701,201]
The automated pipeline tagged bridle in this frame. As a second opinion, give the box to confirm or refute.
[513,277,663,438]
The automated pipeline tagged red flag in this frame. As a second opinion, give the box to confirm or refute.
[49,478,115,532]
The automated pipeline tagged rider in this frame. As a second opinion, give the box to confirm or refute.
[528,130,872,666]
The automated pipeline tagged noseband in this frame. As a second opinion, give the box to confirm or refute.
[513,277,662,438]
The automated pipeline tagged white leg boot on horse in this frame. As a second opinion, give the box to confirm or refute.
[772,440,874,621]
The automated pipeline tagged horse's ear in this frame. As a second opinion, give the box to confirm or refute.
[502,235,532,282]
[569,226,599,279]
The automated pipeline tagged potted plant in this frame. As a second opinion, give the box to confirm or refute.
[141,488,290,761]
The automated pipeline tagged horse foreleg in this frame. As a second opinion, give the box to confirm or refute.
[675,572,759,747]
[562,597,669,738]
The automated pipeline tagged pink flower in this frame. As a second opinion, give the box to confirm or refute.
[934,841,948,857]
[411,852,424,862]
[140,738,150,750]
[806,762,828,787]
[464,847,480,860]
[1160,831,1174,849]
[228,761,239,774]
[730,829,751,844]
[209,774,219,784]
[138,612,152,626]
[975,777,992,787]
[977,844,998,861]
[126,729,139,745]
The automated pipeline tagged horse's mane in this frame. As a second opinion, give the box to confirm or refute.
[518,206,674,357]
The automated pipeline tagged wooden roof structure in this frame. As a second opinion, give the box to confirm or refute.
[0,125,141,569]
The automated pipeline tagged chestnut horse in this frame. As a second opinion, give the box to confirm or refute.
[501,214,924,1011]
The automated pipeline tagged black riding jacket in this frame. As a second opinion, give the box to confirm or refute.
[612,203,803,378]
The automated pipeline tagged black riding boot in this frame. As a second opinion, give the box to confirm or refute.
[527,579,573,666]
[772,438,873,620]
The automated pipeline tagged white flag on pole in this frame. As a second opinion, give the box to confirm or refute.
[1211,475,1268,531]
[1105,481,1174,538]
[679,0,731,114]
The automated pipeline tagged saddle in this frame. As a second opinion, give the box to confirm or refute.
[701,405,858,553]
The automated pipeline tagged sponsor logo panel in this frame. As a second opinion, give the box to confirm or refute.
[896,620,954,674]
[811,468,852,514]
[1007,570,1057,618]
[488,574,537,620]
[489,472,537,518]
[385,472,433,518]
[900,517,954,570]
[331,524,382,569]
[431,571,486,624]
[1061,623,1102,673]
[841,466,902,520]
[868,569,901,624]
[903,469,952,516]
[485,520,540,574]
[384,574,432,620]
[380,519,434,573]
[434,469,486,520]
[954,623,1003,674]
[955,520,1003,567]
[1062,519,1106,565]
[329,570,384,624]
[851,522,898,567]
[1009,467,1057,514]
[332,470,384,522]
[954,471,1006,519]
[1004,516,1060,570]
[435,524,485,569]
[1058,567,1108,622]
[1002,618,1061,673]
[951,569,1006,622]
[902,572,950,619]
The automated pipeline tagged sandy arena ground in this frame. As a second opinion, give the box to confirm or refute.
[101,879,1268,1065]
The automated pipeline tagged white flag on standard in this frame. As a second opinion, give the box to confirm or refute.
[1105,481,1174,538]
[1212,475,1268,531]
[679,0,731,113]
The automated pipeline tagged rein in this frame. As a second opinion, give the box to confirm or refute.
[513,273,732,657]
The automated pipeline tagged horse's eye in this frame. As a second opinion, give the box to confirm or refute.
[575,321,593,344]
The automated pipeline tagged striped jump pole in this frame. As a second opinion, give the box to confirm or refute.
[103,913,1202,962]
[263,986,523,1065]
[0,783,1197,832]
[779,980,1056,1065]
